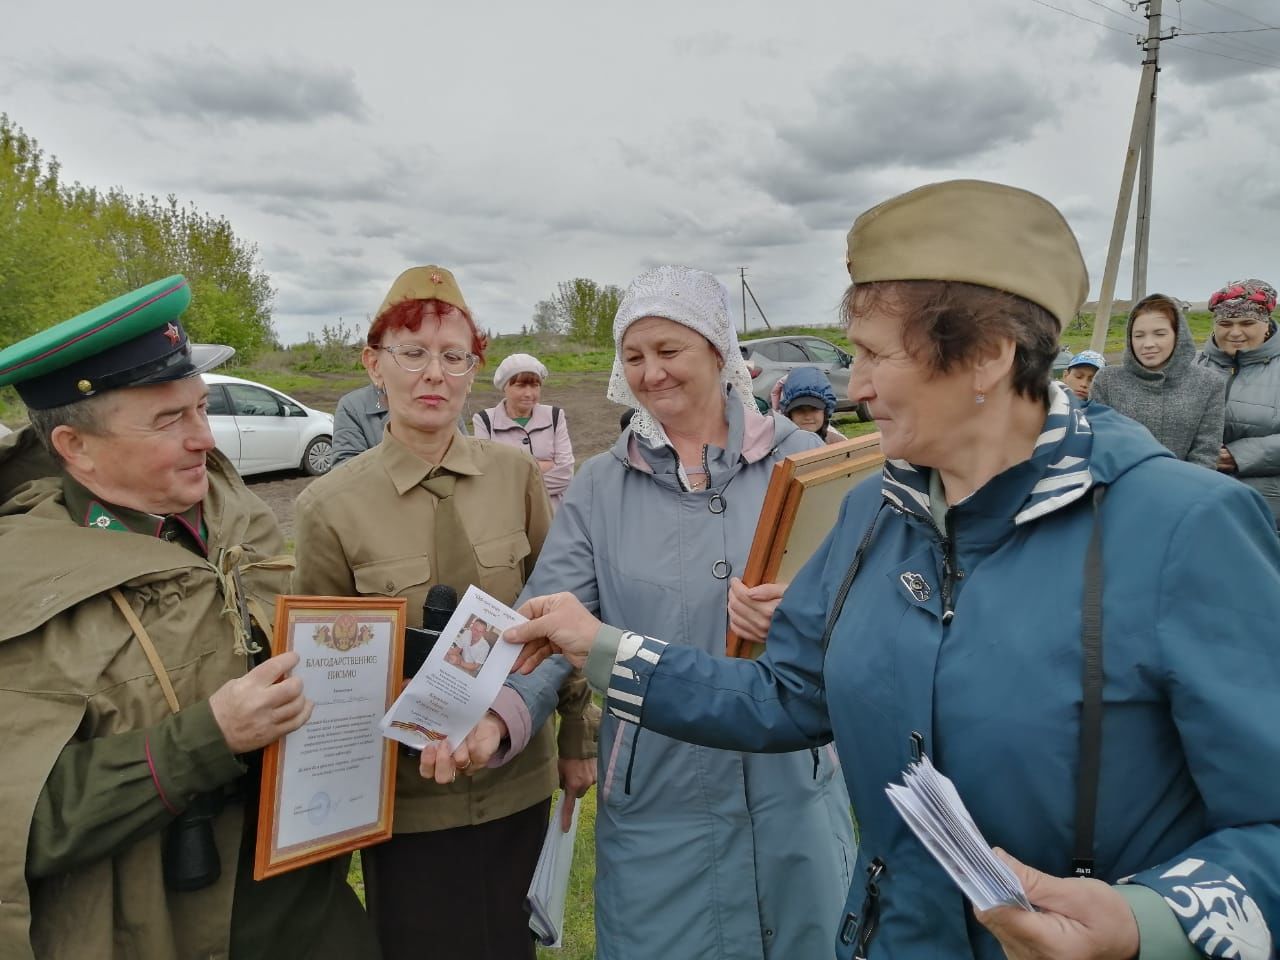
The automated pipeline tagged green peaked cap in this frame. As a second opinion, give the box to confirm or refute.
[0,276,209,409]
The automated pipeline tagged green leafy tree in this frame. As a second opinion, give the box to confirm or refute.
[0,115,275,359]
[531,298,563,336]
[553,278,623,346]
[0,117,111,345]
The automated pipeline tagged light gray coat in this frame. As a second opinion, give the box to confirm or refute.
[519,392,854,960]
[1090,301,1226,467]
[1197,325,1280,524]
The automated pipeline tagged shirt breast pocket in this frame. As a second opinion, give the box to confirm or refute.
[473,530,532,605]
[353,555,432,598]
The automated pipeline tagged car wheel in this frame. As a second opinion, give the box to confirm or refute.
[302,436,332,476]
[855,401,872,422]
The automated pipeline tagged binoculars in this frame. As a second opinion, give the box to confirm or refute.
[161,791,225,892]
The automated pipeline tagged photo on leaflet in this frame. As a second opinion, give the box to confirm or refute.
[443,613,498,678]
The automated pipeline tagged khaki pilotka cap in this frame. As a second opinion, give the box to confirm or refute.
[375,265,471,319]
[845,179,1090,329]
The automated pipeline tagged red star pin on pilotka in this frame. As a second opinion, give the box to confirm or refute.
[163,323,181,345]
[429,272,443,285]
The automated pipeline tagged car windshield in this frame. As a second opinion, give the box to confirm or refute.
[803,339,841,363]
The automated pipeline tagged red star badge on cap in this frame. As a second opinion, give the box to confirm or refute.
[163,323,180,345]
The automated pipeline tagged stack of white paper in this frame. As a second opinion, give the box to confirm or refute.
[526,793,583,948]
[885,755,1033,912]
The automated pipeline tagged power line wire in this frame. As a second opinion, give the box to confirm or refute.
[1170,36,1280,67]
[1179,26,1280,35]
[1026,0,1141,35]
[1173,0,1280,60]
[1079,0,1147,24]
[1197,0,1279,30]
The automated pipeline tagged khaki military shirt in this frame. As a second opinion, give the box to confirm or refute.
[294,426,595,833]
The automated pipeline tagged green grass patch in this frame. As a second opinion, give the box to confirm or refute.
[0,386,26,429]
[834,418,879,439]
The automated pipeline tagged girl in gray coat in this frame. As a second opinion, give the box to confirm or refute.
[519,266,854,960]
[1196,278,1280,527]
[1090,293,1225,467]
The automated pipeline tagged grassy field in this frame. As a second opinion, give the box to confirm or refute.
[346,789,599,960]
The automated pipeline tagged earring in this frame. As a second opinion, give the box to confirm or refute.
[374,385,387,410]
[975,392,986,405]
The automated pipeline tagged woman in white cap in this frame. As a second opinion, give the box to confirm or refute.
[510,184,1280,959]
[473,353,574,510]
[515,265,855,960]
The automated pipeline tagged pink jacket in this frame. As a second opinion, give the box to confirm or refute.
[472,402,574,509]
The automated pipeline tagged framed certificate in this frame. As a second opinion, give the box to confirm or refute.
[254,596,407,880]
[726,434,884,658]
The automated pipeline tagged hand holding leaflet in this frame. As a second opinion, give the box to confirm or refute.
[885,755,1033,913]
[380,585,524,750]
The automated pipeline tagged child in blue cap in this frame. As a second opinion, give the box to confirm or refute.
[1060,350,1105,401]
[777,366,843,444]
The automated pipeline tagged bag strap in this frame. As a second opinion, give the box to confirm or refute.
[110,588,181,716]
[819,503,887,656]
[477,410,492,437]
[551,405,561,431]
[1072,485,1107,877]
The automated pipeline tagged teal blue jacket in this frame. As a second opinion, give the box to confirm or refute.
[588,386,1280,959]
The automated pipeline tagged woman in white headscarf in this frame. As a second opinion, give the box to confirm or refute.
[517,265,855,960]
[472,353,575,510]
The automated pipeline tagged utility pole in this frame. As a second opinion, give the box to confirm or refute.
[1132,0,1165,300]
[741,270,772,331]
[1090,0,1175,352]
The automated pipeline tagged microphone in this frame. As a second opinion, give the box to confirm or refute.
[403,584,457,680]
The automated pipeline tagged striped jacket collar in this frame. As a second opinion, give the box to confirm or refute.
[881,382,1095,528]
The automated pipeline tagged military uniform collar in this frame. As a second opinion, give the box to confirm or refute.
[61,473,208,554]
[380,424,482,496]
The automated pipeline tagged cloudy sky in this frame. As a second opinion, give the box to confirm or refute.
[2,0,1277,343]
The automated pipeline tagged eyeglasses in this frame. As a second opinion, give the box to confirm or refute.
[379,345,478,376]
[1213,318,1264,332]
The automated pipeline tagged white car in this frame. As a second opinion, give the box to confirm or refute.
[204,373,334,477]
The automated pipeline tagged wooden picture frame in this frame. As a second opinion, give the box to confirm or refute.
[255,595,407,880]
[727,435,884,658]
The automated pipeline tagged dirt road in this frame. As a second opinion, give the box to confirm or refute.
[248,371,625,541]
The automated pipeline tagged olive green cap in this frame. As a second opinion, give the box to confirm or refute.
[375,265,470,320]
[845,180,1089,328]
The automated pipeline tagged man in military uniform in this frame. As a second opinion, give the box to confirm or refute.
[0,276,374,959]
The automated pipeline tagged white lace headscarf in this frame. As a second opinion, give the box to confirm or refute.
[607,265,757,450]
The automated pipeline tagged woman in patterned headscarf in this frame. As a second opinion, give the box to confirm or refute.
[1196,278,1280,527]
[517,265,855,959]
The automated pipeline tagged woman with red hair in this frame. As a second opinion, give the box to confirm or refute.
[293,266,598,960]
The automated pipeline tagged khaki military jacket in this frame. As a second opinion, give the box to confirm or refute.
[0,428,370,960]
[294,427,596,833]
